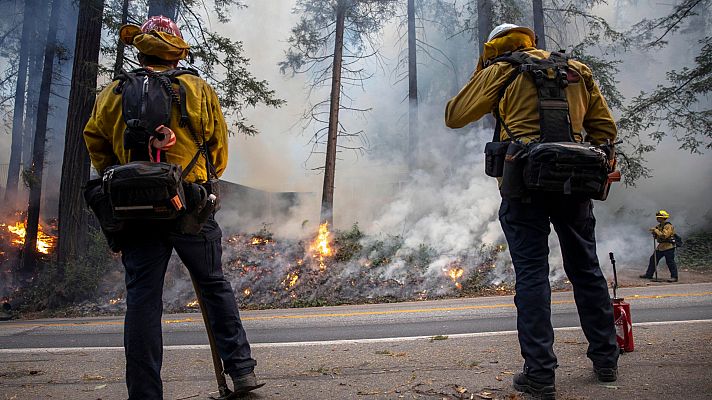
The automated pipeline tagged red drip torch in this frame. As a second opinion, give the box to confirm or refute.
[610,252,634,352]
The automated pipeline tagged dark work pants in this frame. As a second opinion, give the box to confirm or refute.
[499,194,619,384]
[119,218,256,400]
[645,249,677,279]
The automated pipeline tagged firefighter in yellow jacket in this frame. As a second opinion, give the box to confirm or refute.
[445,24,619,399]
[84,16,262,399]
[640,210,679,282]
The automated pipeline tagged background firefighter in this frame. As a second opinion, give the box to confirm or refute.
[640,210,679,282]
[445,23,619,399]
[83,16,262,399]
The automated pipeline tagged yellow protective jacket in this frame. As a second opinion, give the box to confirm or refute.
[445,48,617,145]
[84,65,228,183]
[652,222,676,251]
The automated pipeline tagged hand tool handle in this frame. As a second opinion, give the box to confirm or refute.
[190,274,232,398]
[609,252,617,298]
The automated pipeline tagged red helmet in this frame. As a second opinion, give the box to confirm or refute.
[141,15,182,39]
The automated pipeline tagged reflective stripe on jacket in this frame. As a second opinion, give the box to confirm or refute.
[445,48,617,145]
[83,65,228,183]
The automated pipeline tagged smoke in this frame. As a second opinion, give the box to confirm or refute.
[3,0,711,309]
[210,0,712,288]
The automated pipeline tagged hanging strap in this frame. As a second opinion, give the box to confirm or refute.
[492,68,523,142]
[157,71,218,182]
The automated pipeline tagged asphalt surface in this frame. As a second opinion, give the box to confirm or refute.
[1,282,710,350]
[1,283,711,400]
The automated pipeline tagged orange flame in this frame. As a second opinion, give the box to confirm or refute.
[4,221,56,255]
[250,237,269,246]
[446,266,464,290]
[283,272,299,289]
[186,299,199,308]
[310,223,332,271]
[243,288,252,297]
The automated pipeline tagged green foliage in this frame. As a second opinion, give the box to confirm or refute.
[461,0,529,41]
[17,227,115,312]
[628,0,710,49]
[280,0,397,77]
[677,230,712,271]
[402,243,436,271]
[334,223,364,262]
[614,0,711,183]
[21,167,39,188]
[363,234,404,267]
[279,0,397,159]
[618,36,712,155]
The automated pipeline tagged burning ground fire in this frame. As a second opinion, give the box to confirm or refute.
[90,225,512,313]
[1,220,56,255]
[309,222,332,271]
[156,225,511,311]
[447,265,465,290]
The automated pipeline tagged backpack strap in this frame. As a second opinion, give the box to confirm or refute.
[157,70,219,182]
[487,51,574,143]
[492,68,523,142]
[488,52,535,142]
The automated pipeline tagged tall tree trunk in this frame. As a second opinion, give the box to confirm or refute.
[532,0,546,50]
[57,0,105,271]
[22,0,63,273]
[5,0,35,208]
[22,3,51,177]
[114,0,130,76]
[476,0,492,51]
[476,0,494,129]
[320,0,346,226]
[147,0,177,19]
[407,0,418,170]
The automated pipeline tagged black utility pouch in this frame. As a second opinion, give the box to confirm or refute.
[500,141,529,199]
[177,182,212,235]
[84,178,125,233]
[523,142,608,197]
[83,178,125,252]
[484,141,509,177]
[103,162,187,220]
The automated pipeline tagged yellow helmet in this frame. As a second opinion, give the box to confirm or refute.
[656,210,670,219]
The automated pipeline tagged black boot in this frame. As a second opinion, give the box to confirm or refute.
[512,373,556,399]
[231,371,265,395]
[593,365,618,382]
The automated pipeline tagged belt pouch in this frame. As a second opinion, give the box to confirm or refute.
[500,141,528,198]
[484,141,509,178]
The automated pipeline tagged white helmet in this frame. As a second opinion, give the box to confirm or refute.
[487,23,536,43]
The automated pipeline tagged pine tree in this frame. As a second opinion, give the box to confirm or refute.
[280,0,396,225]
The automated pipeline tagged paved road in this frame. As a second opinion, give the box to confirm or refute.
[1,282,710,350]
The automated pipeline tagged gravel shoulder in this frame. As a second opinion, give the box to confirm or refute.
[1,320,711,400]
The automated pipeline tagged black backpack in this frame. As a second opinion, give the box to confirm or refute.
[483,51,615,200]
[92,68,218,227]
[113,67,200,156]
